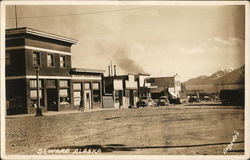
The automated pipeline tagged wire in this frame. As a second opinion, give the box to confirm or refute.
[6,6,160,20]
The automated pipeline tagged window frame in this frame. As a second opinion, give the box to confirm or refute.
[47,53,55,68]
[59,55,67,68]
[32,51,41,67]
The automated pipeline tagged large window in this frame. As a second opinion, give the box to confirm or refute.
[59,80,69,104]
[59,56,66,68]
[33,52,41,66]
[93,82,101,103]
[30,79,44,106]
[47,54,54,67]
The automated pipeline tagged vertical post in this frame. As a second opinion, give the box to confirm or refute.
[114,65,116,76]
[36,67,40,108]
[14,5,18,28]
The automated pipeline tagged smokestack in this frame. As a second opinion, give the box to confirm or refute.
[108,65,110,77]
[114,65,116,76]
[110,61,113,76]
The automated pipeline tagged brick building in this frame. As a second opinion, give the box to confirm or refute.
[5,27,104,115]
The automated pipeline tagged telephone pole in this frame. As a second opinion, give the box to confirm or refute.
[14,5,18,28]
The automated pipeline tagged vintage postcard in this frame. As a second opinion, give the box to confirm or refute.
[0,1,249,160]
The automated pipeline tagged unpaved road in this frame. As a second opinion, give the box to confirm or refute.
[5,102,244,155]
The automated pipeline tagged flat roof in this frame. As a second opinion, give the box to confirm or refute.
[71,68,105,74]
[6,27,78,44]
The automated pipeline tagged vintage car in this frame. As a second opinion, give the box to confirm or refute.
[136,97,156,108]
[157,96,170,106]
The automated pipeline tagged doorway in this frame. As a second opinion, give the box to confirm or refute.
[129,90,134,106]
[47,89,58,111]
[84,90,92,110]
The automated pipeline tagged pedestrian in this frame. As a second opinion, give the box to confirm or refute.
[33,102,43,116]
[78,100,84,111]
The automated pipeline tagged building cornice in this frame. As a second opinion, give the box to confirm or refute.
[6,27,78,44]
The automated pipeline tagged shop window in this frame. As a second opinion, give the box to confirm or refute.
[47,54,54,67]
[33,52,41,67]
[60,56,66,68]
[92,83,99,90]
[74,91,82,106]
[59,89,70,104]
[30,89,44,106]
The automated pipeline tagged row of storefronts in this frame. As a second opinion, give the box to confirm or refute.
[5,27,182,115]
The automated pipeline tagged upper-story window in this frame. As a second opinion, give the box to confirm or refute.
[33,52,41,67]
[6,52,10,66]
[47,54,54,67]
[59,56,66,68]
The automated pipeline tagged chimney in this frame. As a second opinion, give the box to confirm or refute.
[108,65,110,77]
[114,65,116,76]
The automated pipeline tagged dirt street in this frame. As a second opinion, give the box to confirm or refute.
[5,102,244,155]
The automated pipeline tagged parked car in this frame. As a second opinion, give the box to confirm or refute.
[203,96,211,102]
[188,96,200,103]
[157,96,170,106]
[136,97,156,108]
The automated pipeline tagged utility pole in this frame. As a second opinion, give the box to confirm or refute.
[14,5,18,28]
[35,66,40,108]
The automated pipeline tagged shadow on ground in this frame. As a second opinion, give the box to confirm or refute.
[49,141,244,153]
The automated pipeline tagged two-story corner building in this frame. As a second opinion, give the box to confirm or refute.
[103,74,139,108]
[150,74,181,99]
[5,27,77,115]
[70,68,104,110]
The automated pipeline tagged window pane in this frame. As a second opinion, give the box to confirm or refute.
[84,83,90,90]
[47,80,56,88]
[73,83,81,90]
[33,52,40,66]
[60,56,66,68]
[59,80,68,88]
[59,89,68,97]
[47,54,54,67]
[73,91,81,98]
[93,83,99,90]
[30,80,42,88]
[30,90,42,99]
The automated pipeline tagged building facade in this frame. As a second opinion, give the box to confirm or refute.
[70,68,104,110]
[103,74,139,108]
[150,74,181,98]
[5,27,106,115]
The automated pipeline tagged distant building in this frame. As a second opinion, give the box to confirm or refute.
[103,74,138,108]
[70,68,104,110]
[135,73,152,98]
[150,74,181,98]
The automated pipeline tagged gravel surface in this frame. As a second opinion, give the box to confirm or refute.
[5,102,244,155]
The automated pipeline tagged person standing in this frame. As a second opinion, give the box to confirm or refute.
[78,100,84,111]
[33,102,43,116]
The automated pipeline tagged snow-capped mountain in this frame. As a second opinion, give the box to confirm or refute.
[185,69,233,85]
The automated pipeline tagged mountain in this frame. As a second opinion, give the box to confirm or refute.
[185,69,233,85]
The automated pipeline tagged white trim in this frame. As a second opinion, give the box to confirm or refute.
[71,76,102,81]
[6,46,71,55]
[6,75,71,80]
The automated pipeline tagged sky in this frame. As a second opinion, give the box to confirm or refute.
[5,5,245,81]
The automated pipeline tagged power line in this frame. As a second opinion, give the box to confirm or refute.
[7,6,160,20]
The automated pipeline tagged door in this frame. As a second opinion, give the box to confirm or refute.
[84,90,92,110]
[129,90,134,106]
[47,89,58,111]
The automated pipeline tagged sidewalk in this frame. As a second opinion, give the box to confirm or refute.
[6,107,120,119]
